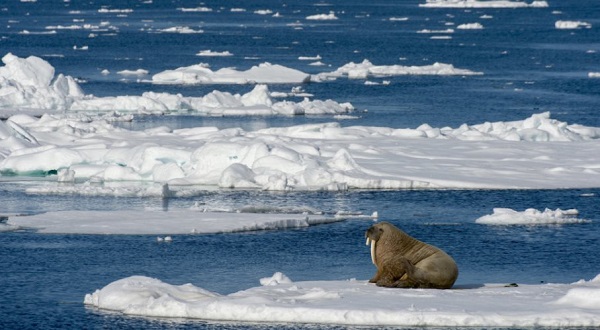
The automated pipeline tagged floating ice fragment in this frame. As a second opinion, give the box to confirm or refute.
[457,23,484,29]
[306,11,338,20]
[260,272,292,286]
[420,0,549,8]
[555,20,592,29]
[475,208,589,225]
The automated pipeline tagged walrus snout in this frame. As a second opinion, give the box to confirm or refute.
[365,225,383,265]
[365,225,383,242]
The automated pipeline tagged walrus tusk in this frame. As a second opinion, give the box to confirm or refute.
[370,239,377,265]
[366,237,370,246]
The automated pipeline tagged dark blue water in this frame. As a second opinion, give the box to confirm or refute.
[2,0,600,329]
[1,187,600,329]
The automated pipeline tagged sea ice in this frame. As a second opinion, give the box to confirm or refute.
[0,54,350,116]
[151,62,310,85]
[420,0,549,8]
[196,50,233,57]
[555,20,592,29]
[1,112,600,191]
[457,23,484,29]
[306,12,338,20]
[6,210,340,234]
[312,59,482,81]
[475,208,590,225]
[83,273,600,327]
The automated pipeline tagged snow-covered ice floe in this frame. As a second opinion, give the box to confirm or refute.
[0,53,351,116]
[475,208,590,225]
[306,11,338,21]
[555,20,592,30]
[2,112,600,191]
[420,0,549,8]
[457,23,484,30]
[196,50,233,57]
[312,59,482,81]
[151,62,310,85]
[84,273,600,327]
[6,210,340,234]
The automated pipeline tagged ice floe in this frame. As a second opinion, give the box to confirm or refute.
[555,20,592,29]
[312,59,482,81]
[158,26,204,34]
[306,12,338,21]
[475,208,590,225]
[457,23,484,29]
[178,7,212,13]
[1,112,600,191]
[6,210,340,234]
[196,50,233,57]
[420,0,549,8]
[0,54,350,116]
[116,69,149,76]
[0,53,85,112]
[83,273,600,327]
[151,62,310,85]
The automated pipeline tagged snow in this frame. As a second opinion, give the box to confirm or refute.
[420,0,549,8]
[475,208,590,225]
[2,112,600,191]
[83,273,600,327]
[151,62,310,85]
[5,210,341,234]
[555,20,592,30]
[0,54,349,116]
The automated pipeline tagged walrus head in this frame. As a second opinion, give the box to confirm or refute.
[365,222,385,265]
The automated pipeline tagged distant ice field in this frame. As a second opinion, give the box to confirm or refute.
[1,0,599,128]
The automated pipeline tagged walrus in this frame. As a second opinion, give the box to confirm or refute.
[365,222,458,289]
